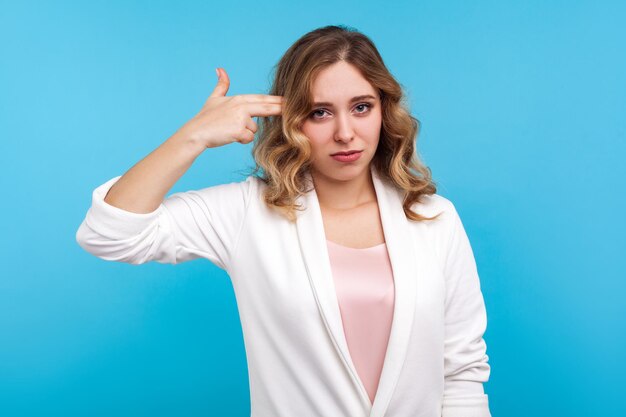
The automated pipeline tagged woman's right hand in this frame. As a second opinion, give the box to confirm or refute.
[178,68,284,149]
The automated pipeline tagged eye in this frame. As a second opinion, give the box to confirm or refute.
[354,103,372,113]
[310,109,328,119]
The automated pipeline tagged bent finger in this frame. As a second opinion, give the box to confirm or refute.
[245,117,258,133]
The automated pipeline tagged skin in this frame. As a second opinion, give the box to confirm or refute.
[301,61,383,211]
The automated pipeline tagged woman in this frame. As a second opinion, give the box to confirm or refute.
[76,25,492,417]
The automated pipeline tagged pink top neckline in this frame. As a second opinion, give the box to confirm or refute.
[325,239,386,250]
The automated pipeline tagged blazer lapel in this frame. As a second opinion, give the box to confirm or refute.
[295,165,418,417]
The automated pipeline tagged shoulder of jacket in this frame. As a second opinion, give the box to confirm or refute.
[410,192,458,220]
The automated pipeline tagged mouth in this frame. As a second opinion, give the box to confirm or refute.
[330,150,363,156]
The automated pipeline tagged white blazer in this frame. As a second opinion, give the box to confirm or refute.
[76,164,492,417]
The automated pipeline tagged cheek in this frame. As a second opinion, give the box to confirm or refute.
[362,114,383,141]
[365,109,383,129]
[301,124,330,149]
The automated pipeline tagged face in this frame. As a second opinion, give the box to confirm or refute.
[300,61,382,183]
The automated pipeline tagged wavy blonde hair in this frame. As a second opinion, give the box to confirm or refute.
[243,24,441,223]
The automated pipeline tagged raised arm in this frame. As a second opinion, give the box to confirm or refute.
[76,68,283,268]
[102,67,281,213]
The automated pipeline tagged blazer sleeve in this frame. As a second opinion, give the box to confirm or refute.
[75,175,253,270]
[441,203,492,417]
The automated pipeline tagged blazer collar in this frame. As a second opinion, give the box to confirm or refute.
[295,164,418,417]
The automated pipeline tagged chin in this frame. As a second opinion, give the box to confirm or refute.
[315,164,369,182]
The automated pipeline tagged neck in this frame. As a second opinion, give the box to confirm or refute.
[311,166,377,210]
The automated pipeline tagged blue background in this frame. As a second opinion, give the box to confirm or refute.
[1,0,624,416]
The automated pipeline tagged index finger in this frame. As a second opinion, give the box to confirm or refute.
[245,102,284,117]
[237,94,284,104]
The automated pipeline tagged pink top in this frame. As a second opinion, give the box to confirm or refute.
[325,239,395,405]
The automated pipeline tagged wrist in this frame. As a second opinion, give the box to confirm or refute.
[172,126,207,155]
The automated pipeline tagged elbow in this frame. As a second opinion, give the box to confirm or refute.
[75,221,144,264]
[75,220,171,265]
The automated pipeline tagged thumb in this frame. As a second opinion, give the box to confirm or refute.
[208,67,230,98]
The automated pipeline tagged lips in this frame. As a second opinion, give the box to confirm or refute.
[331,150,362,156]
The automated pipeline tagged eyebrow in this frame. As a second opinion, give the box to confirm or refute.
[312,94,377,107]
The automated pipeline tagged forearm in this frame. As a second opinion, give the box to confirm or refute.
[103,129,205,214]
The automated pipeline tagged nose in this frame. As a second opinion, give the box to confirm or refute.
[334,111,355,142]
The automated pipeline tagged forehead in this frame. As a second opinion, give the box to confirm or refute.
[310,62,376,102]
